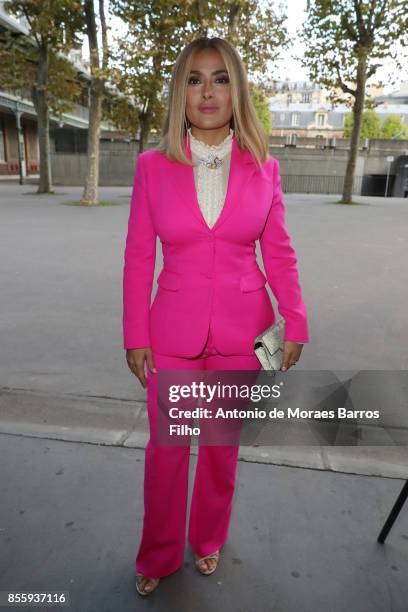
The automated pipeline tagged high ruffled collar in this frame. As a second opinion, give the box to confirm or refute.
[188,128,234,157]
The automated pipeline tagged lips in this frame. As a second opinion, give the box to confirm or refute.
[199,106,219,112]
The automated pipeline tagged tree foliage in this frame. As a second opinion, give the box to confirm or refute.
[107,0,287,145]
[0,0,86,120]
[250,83,272,135]
[381,113,408,138]
[298,0,408,108]
[298,0,408,202]
[343,109,408,138]
[343,109,381,137]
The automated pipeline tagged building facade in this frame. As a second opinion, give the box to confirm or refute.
[0,0,114,180]
[268,79,408,139]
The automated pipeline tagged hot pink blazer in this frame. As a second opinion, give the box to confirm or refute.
[123,134,310,356]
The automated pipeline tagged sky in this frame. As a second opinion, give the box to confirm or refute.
[273,0,310,83]
[84,0,407,95]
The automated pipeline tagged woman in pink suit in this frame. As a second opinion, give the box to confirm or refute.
[123,36,310,596]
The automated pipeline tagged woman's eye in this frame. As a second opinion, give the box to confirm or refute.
[188,76,229,85]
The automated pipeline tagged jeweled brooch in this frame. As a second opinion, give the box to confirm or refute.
[197,155,223,170]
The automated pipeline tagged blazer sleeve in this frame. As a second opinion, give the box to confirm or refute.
[259,158,310,343]
[122,153,157,349]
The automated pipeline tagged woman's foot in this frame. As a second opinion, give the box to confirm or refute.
[194,550,220,575]
[135,573,160,596]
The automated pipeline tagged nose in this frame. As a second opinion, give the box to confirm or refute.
[202,81,213,99]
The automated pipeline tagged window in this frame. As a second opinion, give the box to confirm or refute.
[317,113,326,127]
[53,128,87,153]
[291,113,299,126]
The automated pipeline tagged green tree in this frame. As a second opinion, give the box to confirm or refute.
[343,109,381,138]
[250,83,272,135]
[0,0,85,193]
[109,0,288,152]
[298,0,408,203]
[381,113,408,138]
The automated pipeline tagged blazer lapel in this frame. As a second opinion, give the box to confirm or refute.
[168,132,258,233]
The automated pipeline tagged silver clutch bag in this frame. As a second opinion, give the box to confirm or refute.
[254,316,285,373]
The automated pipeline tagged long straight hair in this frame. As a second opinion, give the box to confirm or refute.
[154,36,269,168]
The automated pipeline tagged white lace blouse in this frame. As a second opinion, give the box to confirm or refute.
[188,127,234,229]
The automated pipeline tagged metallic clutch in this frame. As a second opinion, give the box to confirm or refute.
[254,317,285,373]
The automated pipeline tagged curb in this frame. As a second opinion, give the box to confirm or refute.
[1,387,407,480]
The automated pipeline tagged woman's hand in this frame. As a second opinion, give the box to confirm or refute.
[281,341,303,371]
[126,348,157,388]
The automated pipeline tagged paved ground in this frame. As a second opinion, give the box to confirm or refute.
[0,433,407,612]
[1,184,407,610]
[1,184,407,401]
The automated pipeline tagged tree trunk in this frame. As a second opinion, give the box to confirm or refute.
[80,0,108,206]
[341,52,367,203]
[80,79,103,205]
[33,44,52,193]
[137,113,149,153]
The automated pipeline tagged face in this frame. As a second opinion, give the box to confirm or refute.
[185,48,233,131]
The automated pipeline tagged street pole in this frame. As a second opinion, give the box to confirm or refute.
[385,155,394,197]
[385,161,391,197]
[15,104,25,186]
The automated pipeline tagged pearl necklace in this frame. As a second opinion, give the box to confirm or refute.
[188,128,234,169]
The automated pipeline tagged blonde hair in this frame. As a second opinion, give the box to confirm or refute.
[154,36,269,168]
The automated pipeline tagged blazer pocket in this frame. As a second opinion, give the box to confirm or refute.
[240,268,267,292]
[157,269,181,291]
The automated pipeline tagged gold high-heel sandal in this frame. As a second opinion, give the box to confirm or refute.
[135,574,160,596]
[194,550,220,575]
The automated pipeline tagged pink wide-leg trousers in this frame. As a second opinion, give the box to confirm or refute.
[135,325,261,578]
